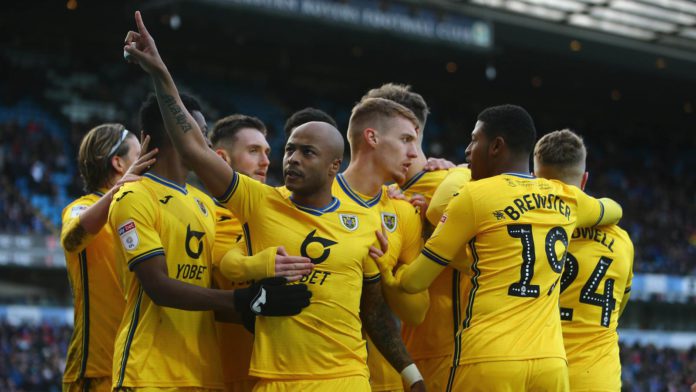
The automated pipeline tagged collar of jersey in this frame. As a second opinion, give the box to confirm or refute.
[503,172,535,179]
[290,196,340,216]
[400,170,426,192]
[144,173,188,195]
[336,173,381,208]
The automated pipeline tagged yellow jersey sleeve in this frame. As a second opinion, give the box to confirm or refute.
[109,186,164,270]
[572,186,623,227]
[426,168,471,226]
[215,172,270,223]
[219,244,277,282]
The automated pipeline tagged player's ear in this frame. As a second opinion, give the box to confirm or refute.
[328,158,342,176]
[111,154,127,175]
[489,136,504,156]
[364,128,378,148]
[215,148,231,165]
[580,171,589,190]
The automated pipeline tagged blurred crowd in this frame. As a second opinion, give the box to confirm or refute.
[0,321,67,392]
[620,342,696,392]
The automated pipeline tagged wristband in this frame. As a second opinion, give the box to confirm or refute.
[400,363,423,386]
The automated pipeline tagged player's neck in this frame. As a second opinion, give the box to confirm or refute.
[147,150,188,186]
[343,159,387,197]
[291,186,335,210]
[496,160,530,177]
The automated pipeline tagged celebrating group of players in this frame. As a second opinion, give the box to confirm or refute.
[59,10,634,392]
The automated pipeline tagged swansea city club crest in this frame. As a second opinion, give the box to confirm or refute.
[339,214,359,231]
[381,212,397,232]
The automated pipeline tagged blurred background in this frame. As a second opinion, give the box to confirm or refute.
[0,0,695,390]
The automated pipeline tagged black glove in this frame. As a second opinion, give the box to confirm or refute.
[234,277,312,332]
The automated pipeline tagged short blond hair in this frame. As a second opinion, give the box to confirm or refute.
[534,129,586,180]
[347,97,419,146]
[361,83,429,129]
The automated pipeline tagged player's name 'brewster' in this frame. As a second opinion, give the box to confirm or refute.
[501,192,572,221]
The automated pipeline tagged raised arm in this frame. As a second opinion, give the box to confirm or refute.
[123,11,232,197]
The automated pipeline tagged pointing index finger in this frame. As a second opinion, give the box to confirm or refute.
[135,10,150,37]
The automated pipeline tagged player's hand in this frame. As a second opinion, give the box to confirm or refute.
[691,382,696,392]
[126,132,158,175]
[386,185,407,200]
[234,277,312,317]
[274,246,313,282]
[408,193,429,220]
[113,133,158,189]
[369,229,398,287]
[123,11,167,75]
[409,380,426,392]
[423,157,455,171]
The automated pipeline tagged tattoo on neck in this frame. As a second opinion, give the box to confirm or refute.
[162,94,193,133]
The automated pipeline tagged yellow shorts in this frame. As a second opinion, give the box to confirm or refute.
[223,380,257,392]
[367,335,403,392]
[450,358,569,392]
[252,376,370,392]
[63,377,111,392]
[414,355,452,392]
[568,357,621,391]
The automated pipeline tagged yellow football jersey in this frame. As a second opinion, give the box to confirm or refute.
[61,192,125,382]
[108,173,223,389]
[409,173,621,366]
[560,224,633,390]
[333,174,424,391]
[399,168,471,361]
[211,202,257,385]
[217,172,382,380]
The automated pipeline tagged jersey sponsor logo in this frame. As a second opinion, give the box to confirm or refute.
[493,210,506,220]
[175,263,208,280]
[381,212,397,232]
[118,220,139,250]
[185,224,206,259]
[159,195,173,204]
[339,213,358,231]
[194,197,208,216]
[69,204,88,218]
[301,229,337,265]
[115,191,133,202]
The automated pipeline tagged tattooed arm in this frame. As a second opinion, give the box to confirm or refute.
[361,280,425,391]
[123,11,233,197]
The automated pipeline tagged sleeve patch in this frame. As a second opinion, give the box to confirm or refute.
[70,204,88,219]
[118,220,140,251]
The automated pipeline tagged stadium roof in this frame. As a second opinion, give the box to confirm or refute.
[435,0,696,62]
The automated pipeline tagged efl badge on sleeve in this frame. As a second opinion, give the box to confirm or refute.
[69,204,88,218]
[339,214,359,232]
[118,220,139,251]
[381,212,397,233]
[194,198,208,216]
